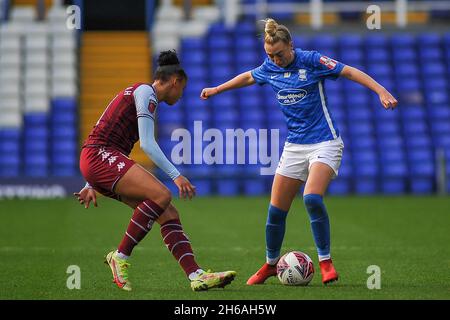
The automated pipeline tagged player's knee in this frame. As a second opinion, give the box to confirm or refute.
[303,194,323,210]
[149,188,172,209]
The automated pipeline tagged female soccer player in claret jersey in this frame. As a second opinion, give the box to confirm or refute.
[201,19,398,285]
[74,50,236,292]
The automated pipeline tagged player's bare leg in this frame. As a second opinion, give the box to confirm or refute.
[247,174,303,285]
[118,170,236,291]
[103,164,172,291]
[304,162,338,284]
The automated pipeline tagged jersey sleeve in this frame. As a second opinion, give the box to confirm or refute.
[137,116,181,180]
[134,84,157,120]
[303,51,345,80]
[251,60,270,85]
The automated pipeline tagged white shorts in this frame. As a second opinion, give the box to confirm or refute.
[275,136,344,182]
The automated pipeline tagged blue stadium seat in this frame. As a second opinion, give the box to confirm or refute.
[395,63,419,77]
[347,106,372,123]
[340,49,363,64]
[352,135,376,149]
[24,113,47,126]
[237,35,257,49]
[24,139,47,152]
[237,92,261,109]
[403,120,428,136]
[182,51,206,65]
[51,111,76,125]
[396,78,421,95]
[210,65,235,83]
[208,35,232,50]
[293,36,310,50]
[0,140,20,153]
[365,34,388,48]
[373,105,400,121]
[430,120,450,135]
[52,153,76,166]
[51,98,77,112]
[340,34,363,48]
[392,47,417,62]
[24,127,48,140]
[390,33,415,48]
[184,65,207,80]
[401,105,426,120]
[426,89,448,105]
[428,105,450,120]
[366,48,390,63]
[367,63,392,77]
[378,136,404,149]
[52,140,77,153]
[310,35,337,50]
[240,107,265,123]
[421,62,445,77]
[417,33,441,47]
[209,51,233,65]
[405,134,432,149]
[51,125,77,140]
[376,120,400,135]
[236,20,257,34]
[423,77,447,92]
[418,47,442,61]
[181,37,205,51]
[210,92,236,110]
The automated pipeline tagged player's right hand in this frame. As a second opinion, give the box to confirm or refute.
[174,175,196,200]
[74,187,98,209]
[200,87,218,100]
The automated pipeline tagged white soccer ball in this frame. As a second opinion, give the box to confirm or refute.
[277,251,314,286]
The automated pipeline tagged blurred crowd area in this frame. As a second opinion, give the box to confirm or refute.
[0,0,449,197]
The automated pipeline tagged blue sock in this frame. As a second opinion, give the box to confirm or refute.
[266,205,288,264]
[304,194,331,261]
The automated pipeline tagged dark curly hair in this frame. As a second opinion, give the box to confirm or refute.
[154,50,187,82]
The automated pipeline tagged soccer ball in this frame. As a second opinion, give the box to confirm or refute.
[277,251,314,286]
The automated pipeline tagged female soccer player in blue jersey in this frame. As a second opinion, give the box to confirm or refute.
[201,18,397,285]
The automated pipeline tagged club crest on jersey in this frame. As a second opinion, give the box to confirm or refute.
[148,101,156,114]
[277,88,307,105]
[298,69,307,81]
[319,56,337,69]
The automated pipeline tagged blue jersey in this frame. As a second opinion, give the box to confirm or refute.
[252,48,345,144]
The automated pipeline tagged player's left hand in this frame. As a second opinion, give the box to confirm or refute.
[74,187,98,209]
[379,89,398,110]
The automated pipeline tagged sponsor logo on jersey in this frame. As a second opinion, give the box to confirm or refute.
[277,89,308,105]
[319,56,337,69]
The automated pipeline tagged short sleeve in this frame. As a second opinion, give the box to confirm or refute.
[251,60,270,85]
[303,51,345,80]
[134,84,158,120]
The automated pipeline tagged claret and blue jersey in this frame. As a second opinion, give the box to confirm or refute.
[252,48,345,144]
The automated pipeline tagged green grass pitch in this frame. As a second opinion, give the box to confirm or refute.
[0,195,449,300]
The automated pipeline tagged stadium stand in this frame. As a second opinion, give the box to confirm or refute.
[155,14,450,196]
[0,2,78,177]
[1,0,449,198]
